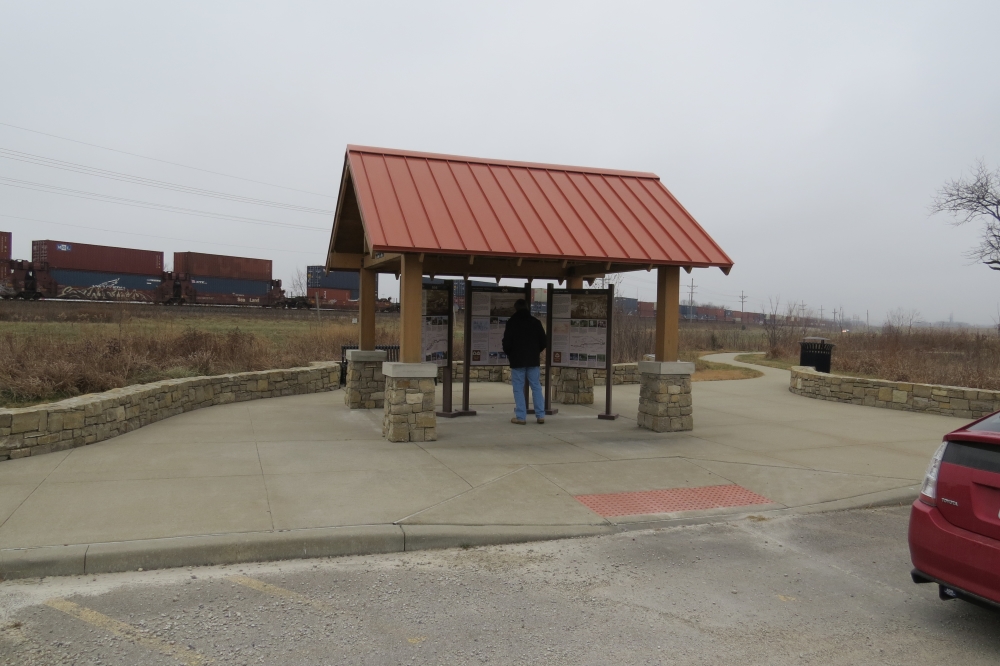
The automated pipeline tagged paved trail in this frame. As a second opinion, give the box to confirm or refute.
[1,506,997,665]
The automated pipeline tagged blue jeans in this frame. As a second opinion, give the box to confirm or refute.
[511,366,545,421]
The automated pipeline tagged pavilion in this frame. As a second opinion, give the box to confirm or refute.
[325,145,733,440]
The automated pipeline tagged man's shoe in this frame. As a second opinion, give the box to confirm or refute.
[511,417,526,425]
[536,418,545,424]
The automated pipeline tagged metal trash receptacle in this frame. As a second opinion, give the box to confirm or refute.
[799,337,834,373]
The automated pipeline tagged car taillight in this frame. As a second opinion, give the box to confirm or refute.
[919,441,948,506]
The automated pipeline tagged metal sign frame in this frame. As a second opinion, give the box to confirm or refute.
[544,283,617,420]
[421,280,464,418]
[459,282,532,416]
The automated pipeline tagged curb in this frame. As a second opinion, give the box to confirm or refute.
[0,524,615,581]
[0,489,919,581]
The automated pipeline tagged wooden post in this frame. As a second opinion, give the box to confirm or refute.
[359,267,376,350]
[399,253,423,363]
[566,276,584,290]
[655,265,680,362]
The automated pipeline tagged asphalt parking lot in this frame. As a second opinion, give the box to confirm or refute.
[1,505,997,665]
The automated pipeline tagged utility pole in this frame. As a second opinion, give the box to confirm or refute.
[687,278,696,310]
[739,291,747,315]
[819,305,824,321]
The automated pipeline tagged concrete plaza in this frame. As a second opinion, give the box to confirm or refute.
[0,354,963,576]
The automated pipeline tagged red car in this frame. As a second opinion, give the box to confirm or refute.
[909,409,1000,609]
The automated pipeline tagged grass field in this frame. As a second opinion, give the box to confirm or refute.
[691,355,764,381]
[0,301,768,407]
[733,353,798,371]
[0,301,399,407]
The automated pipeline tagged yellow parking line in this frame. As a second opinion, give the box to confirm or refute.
[44,598,211,666]
[229,575,333,614]
[229,576,427,646]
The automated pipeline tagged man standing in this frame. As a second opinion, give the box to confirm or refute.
[502,298,547,425]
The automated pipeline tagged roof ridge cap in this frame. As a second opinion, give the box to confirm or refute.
[346,145,659,180]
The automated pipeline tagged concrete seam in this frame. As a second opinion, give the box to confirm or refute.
[526,464,614,526]
[393,465,528,524]
[248,405,274,532]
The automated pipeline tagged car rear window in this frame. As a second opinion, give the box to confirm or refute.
[968,413,1000,433]
[944,441,1000,474]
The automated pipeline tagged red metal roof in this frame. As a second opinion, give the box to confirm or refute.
[345,145,733,270]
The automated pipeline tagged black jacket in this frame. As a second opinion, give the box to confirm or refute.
[502,309,547,368]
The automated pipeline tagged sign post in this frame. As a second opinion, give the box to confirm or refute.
[544,283,558,416]
[420,281,461,418]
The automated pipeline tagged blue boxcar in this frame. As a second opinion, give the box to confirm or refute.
[307,266,360,291]
[50,269,162,302]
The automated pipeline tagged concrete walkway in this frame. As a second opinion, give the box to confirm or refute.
[0,354,964,577]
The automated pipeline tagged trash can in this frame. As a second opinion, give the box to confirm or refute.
[799,337,834,373]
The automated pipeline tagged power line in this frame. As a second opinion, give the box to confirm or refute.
[0,176,328,232]
[0,120,336,199]
[0,147,335,214]
[0,213,320,256]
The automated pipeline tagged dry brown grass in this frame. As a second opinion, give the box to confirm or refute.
[761,326,1000,390]
[0,302,397,407]
[0,300,776,406]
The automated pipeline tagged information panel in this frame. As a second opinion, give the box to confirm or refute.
[422,286,451,366]
[549,292,609,368]
[468,289,524,366]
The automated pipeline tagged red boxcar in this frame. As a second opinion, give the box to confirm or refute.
[33,240,163,276]
[173,252,271,281]
[308,287,354,306]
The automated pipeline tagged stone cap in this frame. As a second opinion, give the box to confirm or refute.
[638,361,695,376]
[382,362,439,378]
[346,349,388,362]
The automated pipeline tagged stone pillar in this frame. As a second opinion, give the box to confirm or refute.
[382,362,438,442]
[553,367,594,405]
[344,349,387,409]
[637,361,694,432]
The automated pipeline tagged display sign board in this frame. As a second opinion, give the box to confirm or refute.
[422,284,451,367]
[468,289,524,366]
[549,292,609,368]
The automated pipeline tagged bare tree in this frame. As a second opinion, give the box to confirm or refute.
[288,267,307,297]
[885,308,921,334]
[761,297,784,356]
[931,159,1000,271]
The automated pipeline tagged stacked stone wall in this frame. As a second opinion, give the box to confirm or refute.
[345,360,385,409]
[637,373,693,432]
[789,366,1000,419]
[552,368,595,405]
[383,377,437,442]
[0,362,341,462]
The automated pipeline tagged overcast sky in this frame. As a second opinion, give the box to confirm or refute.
[2,2,998,324]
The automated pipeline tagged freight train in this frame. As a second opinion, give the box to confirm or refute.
[0,234,371,309]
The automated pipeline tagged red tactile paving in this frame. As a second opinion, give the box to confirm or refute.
[574,484,774,517]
